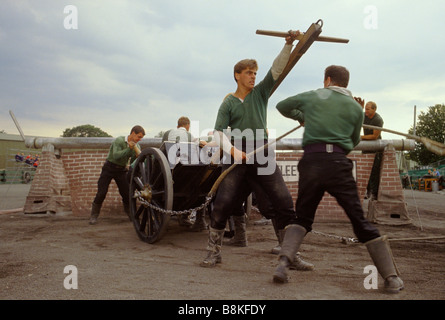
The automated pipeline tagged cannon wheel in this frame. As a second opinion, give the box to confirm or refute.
[129,147,173,244]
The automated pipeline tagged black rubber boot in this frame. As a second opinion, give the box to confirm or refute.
[290,253,315,271]
[224,215,247,247]
[123,202,131,220]
[200,227,225,268]
[365,235,404,293]
[89,202,102,225]
[273,221,314,271]
[273,224,307,283]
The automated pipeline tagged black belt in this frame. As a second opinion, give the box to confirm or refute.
[303,143,345,154]
[105,160,126,169]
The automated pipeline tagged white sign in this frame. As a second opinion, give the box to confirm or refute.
[277,160,357,182]
[277,161,299,182]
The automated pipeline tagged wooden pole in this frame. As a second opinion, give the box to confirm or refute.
[207,125,303,197]
[256,29,349,44]
[268,20,323,96]
[363,124,445,156]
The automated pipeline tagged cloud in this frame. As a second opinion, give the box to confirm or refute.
[0,0,444,142]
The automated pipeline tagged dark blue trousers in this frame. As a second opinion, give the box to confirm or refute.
[295,152,380,243]
[210,161,296,231]
[93,160,130,206]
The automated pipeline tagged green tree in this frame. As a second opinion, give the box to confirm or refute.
[407,104,445,165]
[62,124,112,137]
[155,130,166,138]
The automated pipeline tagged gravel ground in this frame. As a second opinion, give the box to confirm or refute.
[0,184,444,309]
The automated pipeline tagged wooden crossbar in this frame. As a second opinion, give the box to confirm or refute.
[257,20,349,96]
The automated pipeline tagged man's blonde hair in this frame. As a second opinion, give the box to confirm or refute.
[366,101,377,110]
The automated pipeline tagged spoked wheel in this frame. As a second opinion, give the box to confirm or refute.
[129,147,173,244]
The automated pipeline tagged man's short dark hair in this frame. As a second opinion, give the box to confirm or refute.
[177,116,190,127]
[131,125,145,136]
[324,65,350,88]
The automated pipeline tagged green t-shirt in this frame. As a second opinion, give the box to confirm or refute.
[276,87,364,153]
[106,136,139,167]
[363,112,384,139]
[214,70,275,140]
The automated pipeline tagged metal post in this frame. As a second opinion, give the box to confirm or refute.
[24,136,415,152]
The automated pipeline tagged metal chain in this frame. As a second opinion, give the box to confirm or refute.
[133,190,213,217]
[310,230,359,244]
[250,206,359,243]
[134,191,359,243]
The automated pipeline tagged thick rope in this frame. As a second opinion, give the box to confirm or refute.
[208,125,302,197]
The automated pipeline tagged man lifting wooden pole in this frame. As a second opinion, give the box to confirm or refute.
[208,20,350,196]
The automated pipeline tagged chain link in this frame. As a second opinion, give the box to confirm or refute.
[310,230,359,244]
[133,190,213,217]
[251,206,358,243]
[133,190,359,243]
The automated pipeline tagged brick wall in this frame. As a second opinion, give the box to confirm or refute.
[24,150,71,214]
[63,150,124,216]
[379,145,404,200]
[24,146,407,223]
[367,145,411,224]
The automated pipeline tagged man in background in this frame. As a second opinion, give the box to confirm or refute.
[358,100,384,200]
[89,125,145,225]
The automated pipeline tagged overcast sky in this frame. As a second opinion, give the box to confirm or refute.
[1,0,444,141]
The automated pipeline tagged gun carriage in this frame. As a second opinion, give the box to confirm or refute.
[129,142,223,243]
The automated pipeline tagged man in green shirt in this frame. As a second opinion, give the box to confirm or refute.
[361,100,384,200]
[89,125,145,225]
[273,65,404,293]
[200,32,304,268]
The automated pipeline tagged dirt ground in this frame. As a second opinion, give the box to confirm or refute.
[0,184,444,302]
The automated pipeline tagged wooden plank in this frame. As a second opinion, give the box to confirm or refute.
[269,20,323,96]
[256,29,349,44]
